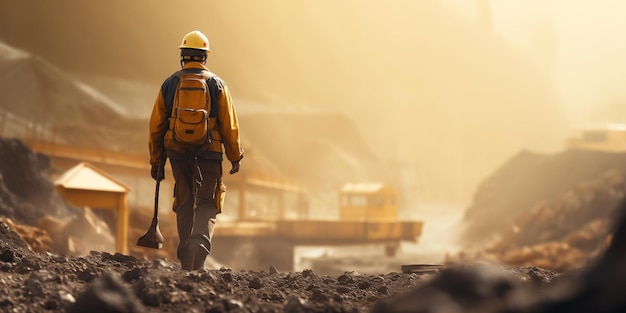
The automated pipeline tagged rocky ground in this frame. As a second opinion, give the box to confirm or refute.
[0,219,562,313]
[4,213,626,313]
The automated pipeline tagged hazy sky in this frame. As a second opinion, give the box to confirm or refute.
[446,0,626,125]
[2,0,625,205]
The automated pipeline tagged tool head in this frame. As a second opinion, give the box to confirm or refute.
[136,219,164,249]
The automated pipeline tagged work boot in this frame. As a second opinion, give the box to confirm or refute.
[180,255,193,271]
[178,247,193,271]
[187,242,210,270]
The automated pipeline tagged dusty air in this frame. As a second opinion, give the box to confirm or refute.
[1,1,626,312]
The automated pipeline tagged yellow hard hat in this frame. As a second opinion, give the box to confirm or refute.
[179,30,210,52]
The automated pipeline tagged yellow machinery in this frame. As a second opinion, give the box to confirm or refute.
[273,182,422,244]
[213,182,423,270]
[339,182,398,220]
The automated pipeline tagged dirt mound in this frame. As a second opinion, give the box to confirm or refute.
[457,149,626,270]
[0,217,53,253]
[0,138,120,256]
[463,149,626,243]
[0,138,77,225]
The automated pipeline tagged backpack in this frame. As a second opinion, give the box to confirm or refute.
[169,69,214,148]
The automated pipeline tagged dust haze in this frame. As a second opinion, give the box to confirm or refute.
[2,0,626,255]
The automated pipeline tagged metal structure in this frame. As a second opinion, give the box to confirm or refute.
[212,182,423,271]
[21,138,423,271]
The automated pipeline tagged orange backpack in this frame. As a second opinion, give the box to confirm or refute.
[169,70,214,147]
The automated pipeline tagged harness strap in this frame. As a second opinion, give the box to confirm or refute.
[192,156,203,195]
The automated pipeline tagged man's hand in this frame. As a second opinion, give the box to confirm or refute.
[151,164,165,181]
[229,160,241,174]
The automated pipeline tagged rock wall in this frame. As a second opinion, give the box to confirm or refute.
[0,138,77,225]
[459,148,626,270]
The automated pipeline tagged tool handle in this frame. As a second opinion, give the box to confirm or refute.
[153,156,166,220]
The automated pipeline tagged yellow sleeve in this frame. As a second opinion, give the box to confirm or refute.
[148,89,169,166]
[217,83,244,162]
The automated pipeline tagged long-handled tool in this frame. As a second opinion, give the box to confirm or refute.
[136,158,165,249]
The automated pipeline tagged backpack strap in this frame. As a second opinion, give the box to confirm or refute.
[207,77,219,118]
